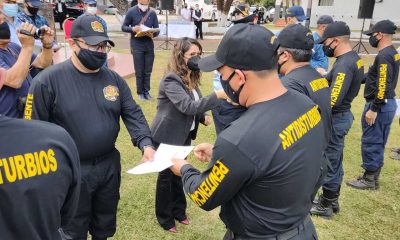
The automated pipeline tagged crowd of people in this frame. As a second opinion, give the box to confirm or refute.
[0,1,399,239]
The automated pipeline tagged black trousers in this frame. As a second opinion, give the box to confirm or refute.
[131,40,155,95]
[62,149,121,240]
[154,136,191,230]
[194,21,203,39]
[58,13,67,30]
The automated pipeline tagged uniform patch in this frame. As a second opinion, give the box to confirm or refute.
[103,85,119,101]
[356,59,364,69]
[91,21,104,33]
[394,53,400,61]
[270,35,277,45]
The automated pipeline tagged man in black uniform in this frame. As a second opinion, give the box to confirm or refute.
[347,20,399,190]
[24,15,155,240]
[0,112,80,239]
[311,21,364,219]
[278,24,332,147]
[171,24,324,240]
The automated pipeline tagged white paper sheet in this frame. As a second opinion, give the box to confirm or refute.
[127,144,194,175]
[396,99,400,117]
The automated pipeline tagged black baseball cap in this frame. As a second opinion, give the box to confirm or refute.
[363,20,397,35]
[231,13,256,24]
[71,15,115,46]
[315,21,350,44]
[198,23,279,72]
[278,24,314,50]
[317,15,334,24]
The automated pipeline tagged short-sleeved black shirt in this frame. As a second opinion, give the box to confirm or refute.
[364,45,399,111]
[24,60,152,161]
[0,116,80,240]
[282,65,332,147]
[180,90,325,238]
[326,51,364,114]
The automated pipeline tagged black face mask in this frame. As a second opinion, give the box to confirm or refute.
[27,5,39,16]
[369,35,380,48]
[187,55,200,71]
[323,40,336,58]
[220,71,244,105]
[0,22,11,40]
[277,52,287,74]
[75,47,107,70]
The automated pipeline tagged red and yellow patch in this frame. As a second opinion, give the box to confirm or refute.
[91,21,104,33]
[103,85,119,101]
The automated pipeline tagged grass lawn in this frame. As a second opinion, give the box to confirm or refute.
[110,50,400,240]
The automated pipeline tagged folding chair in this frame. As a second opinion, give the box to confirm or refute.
[62,17,75,58]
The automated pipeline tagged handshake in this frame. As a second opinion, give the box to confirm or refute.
[17,22,54,49]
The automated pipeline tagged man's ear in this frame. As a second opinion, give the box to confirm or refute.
[234,69,246,85]
[67,38,76,49]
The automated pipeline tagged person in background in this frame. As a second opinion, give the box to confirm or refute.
[151,37,227,233]
[311,15,334,75]
[347,20,399,190]
[15,0,58,52]
[212,4,256,135]
[311,21,364,219]
[15,0,49,29]
[180,4,191,22]
[285,5,309,25]
[54,0,67,30]
[82,0,107,32]
[0,21,53,118]
[0,0,21,45]
[122,0,159,101]
[192,4,203,40]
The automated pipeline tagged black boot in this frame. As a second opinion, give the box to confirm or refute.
[312,189,340,214]
[346,170,377,190]
[374,168,381,189]
[310,189,337,219]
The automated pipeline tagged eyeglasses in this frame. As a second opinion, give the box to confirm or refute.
[74,39,112,53]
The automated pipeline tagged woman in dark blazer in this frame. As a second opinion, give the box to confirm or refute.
[151,38,226,233]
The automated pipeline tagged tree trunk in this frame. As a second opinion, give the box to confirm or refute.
[109,0,130,14]
[216,0,233,26]
[273,0,281,23]
[218,12,228,26]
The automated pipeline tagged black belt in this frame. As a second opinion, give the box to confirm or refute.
[230,215,312,240]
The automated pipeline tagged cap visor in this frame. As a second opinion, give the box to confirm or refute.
[30,1,42,7]
[363,29,373,35]
[198,54,224,72]
[82,36,115,47]
[315,36,327,44]
[297,15,309,21]
[231,14,256,24]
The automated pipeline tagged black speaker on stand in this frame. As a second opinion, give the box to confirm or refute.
[353,0,376,54]
[158,0,175,50]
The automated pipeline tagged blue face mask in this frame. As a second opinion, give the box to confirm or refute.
[3,4,18,17]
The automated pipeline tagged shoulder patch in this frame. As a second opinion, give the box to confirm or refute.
[356,59,364,69]
[394,53,400,62]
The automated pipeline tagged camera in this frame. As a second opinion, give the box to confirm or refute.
[33,28,44,39]
[19,28,45,39]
